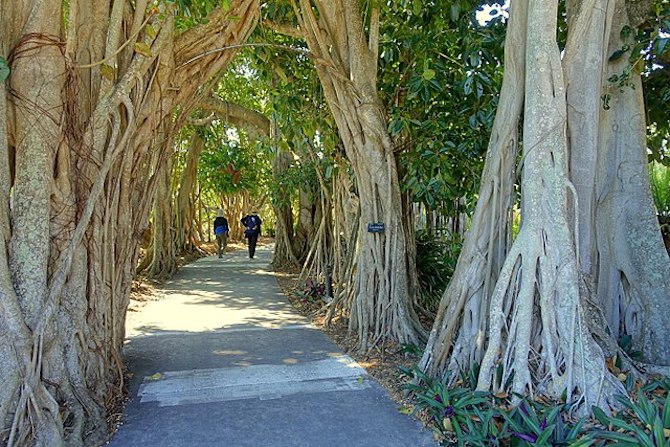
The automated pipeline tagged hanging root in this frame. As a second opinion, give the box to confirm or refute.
[474,222,625,414]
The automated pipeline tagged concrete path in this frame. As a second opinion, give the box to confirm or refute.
[108,245,435,447]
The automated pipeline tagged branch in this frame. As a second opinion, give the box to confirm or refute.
[198,96,270,137]
[176,42,311,69]
[262,20,304,39]
[368,6,380,82]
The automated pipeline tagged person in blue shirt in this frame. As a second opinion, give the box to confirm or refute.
[213,209,229,258]
[240,211,262,259]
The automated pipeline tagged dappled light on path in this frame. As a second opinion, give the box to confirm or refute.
[125,245,307,336]
[112,244,435,447]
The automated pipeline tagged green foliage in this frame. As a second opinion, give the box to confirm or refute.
[401,366,591,447]
[651,162,670,217]
[500,399,590,447]
[401,366,492,445]
[197,122,271,197]
[169,0,222,29]
[605,4,670,163]
[590,389,670,447]
[377,1,505,219]
[404,366,670,447]
[415,230,462,312]
[618,334,644,361]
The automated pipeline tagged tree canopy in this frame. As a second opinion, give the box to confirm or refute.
[1,0,670,445]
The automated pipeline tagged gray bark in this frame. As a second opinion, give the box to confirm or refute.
[0,1,261,444]
[596,0,670,365]
[293,0,424,349]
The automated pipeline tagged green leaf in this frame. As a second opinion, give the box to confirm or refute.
[569,438,595,447]
[609,48,627,62]
[653,415,665,446]
[145,24,157,39]
[222,0,232,11]
[146,372,163,381]
[592,429,639,443]
[134,42,152,58]
[620,25,634,40]
[0,57,9,82]
[100,64,115,81]
[536,424,556,444]
[655,37,669,56]
[662,394,670,428]
[450,4,460,22]
[422,68,436,81]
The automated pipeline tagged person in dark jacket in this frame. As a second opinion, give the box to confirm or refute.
[240,211,262,259]
[213,209,229,258]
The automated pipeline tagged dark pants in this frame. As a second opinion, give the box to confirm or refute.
[247,233,259,258]
[216,233,228,258]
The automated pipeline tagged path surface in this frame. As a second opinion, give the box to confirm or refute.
[108,245,435,446]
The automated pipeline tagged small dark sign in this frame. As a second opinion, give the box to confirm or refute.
[367,222,385,233]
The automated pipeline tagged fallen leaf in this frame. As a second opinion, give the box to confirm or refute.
[146,372,162,381]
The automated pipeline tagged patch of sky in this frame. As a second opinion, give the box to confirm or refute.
[476,1,509,25]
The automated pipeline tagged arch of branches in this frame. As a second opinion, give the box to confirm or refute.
[1,0,669,445]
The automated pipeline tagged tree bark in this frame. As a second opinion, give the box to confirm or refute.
[175,133,206,255]
[421,0,626,411]
[419,0,526,378]
[594,0,670,365]
[0,1,260,444]
[272,148,300,267]
[292,0,424,349]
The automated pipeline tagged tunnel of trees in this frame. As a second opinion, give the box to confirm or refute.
[0,0,669,445]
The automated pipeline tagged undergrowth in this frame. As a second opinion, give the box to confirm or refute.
[402,364,670,447]
[415,230,462,312]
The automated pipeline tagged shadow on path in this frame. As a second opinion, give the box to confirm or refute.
[109,245,435,447]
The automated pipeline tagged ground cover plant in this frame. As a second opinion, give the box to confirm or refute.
[404,365,670,447]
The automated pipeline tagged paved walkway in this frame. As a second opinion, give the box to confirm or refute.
[108,245,435,446]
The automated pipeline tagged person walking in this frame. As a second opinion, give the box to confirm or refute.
[213,209,229,258]
[241,211,262,259]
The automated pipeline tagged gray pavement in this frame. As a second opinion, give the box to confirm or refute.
[108,244,436,446]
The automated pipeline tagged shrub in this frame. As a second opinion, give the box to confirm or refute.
[291,278,326,308]
[415,230,462,312]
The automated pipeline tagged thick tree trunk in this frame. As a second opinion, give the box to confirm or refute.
[327,161,360,325]
[595,0,670,365]
[148,156,178,279]
[0,1,260,445]
[293,189,317,262]
[293,0,424,349]
[419,0,526,377]
[564,0,613,276]
[272,148,300,267]
[175,134,205,255]
[422,0,625,411]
